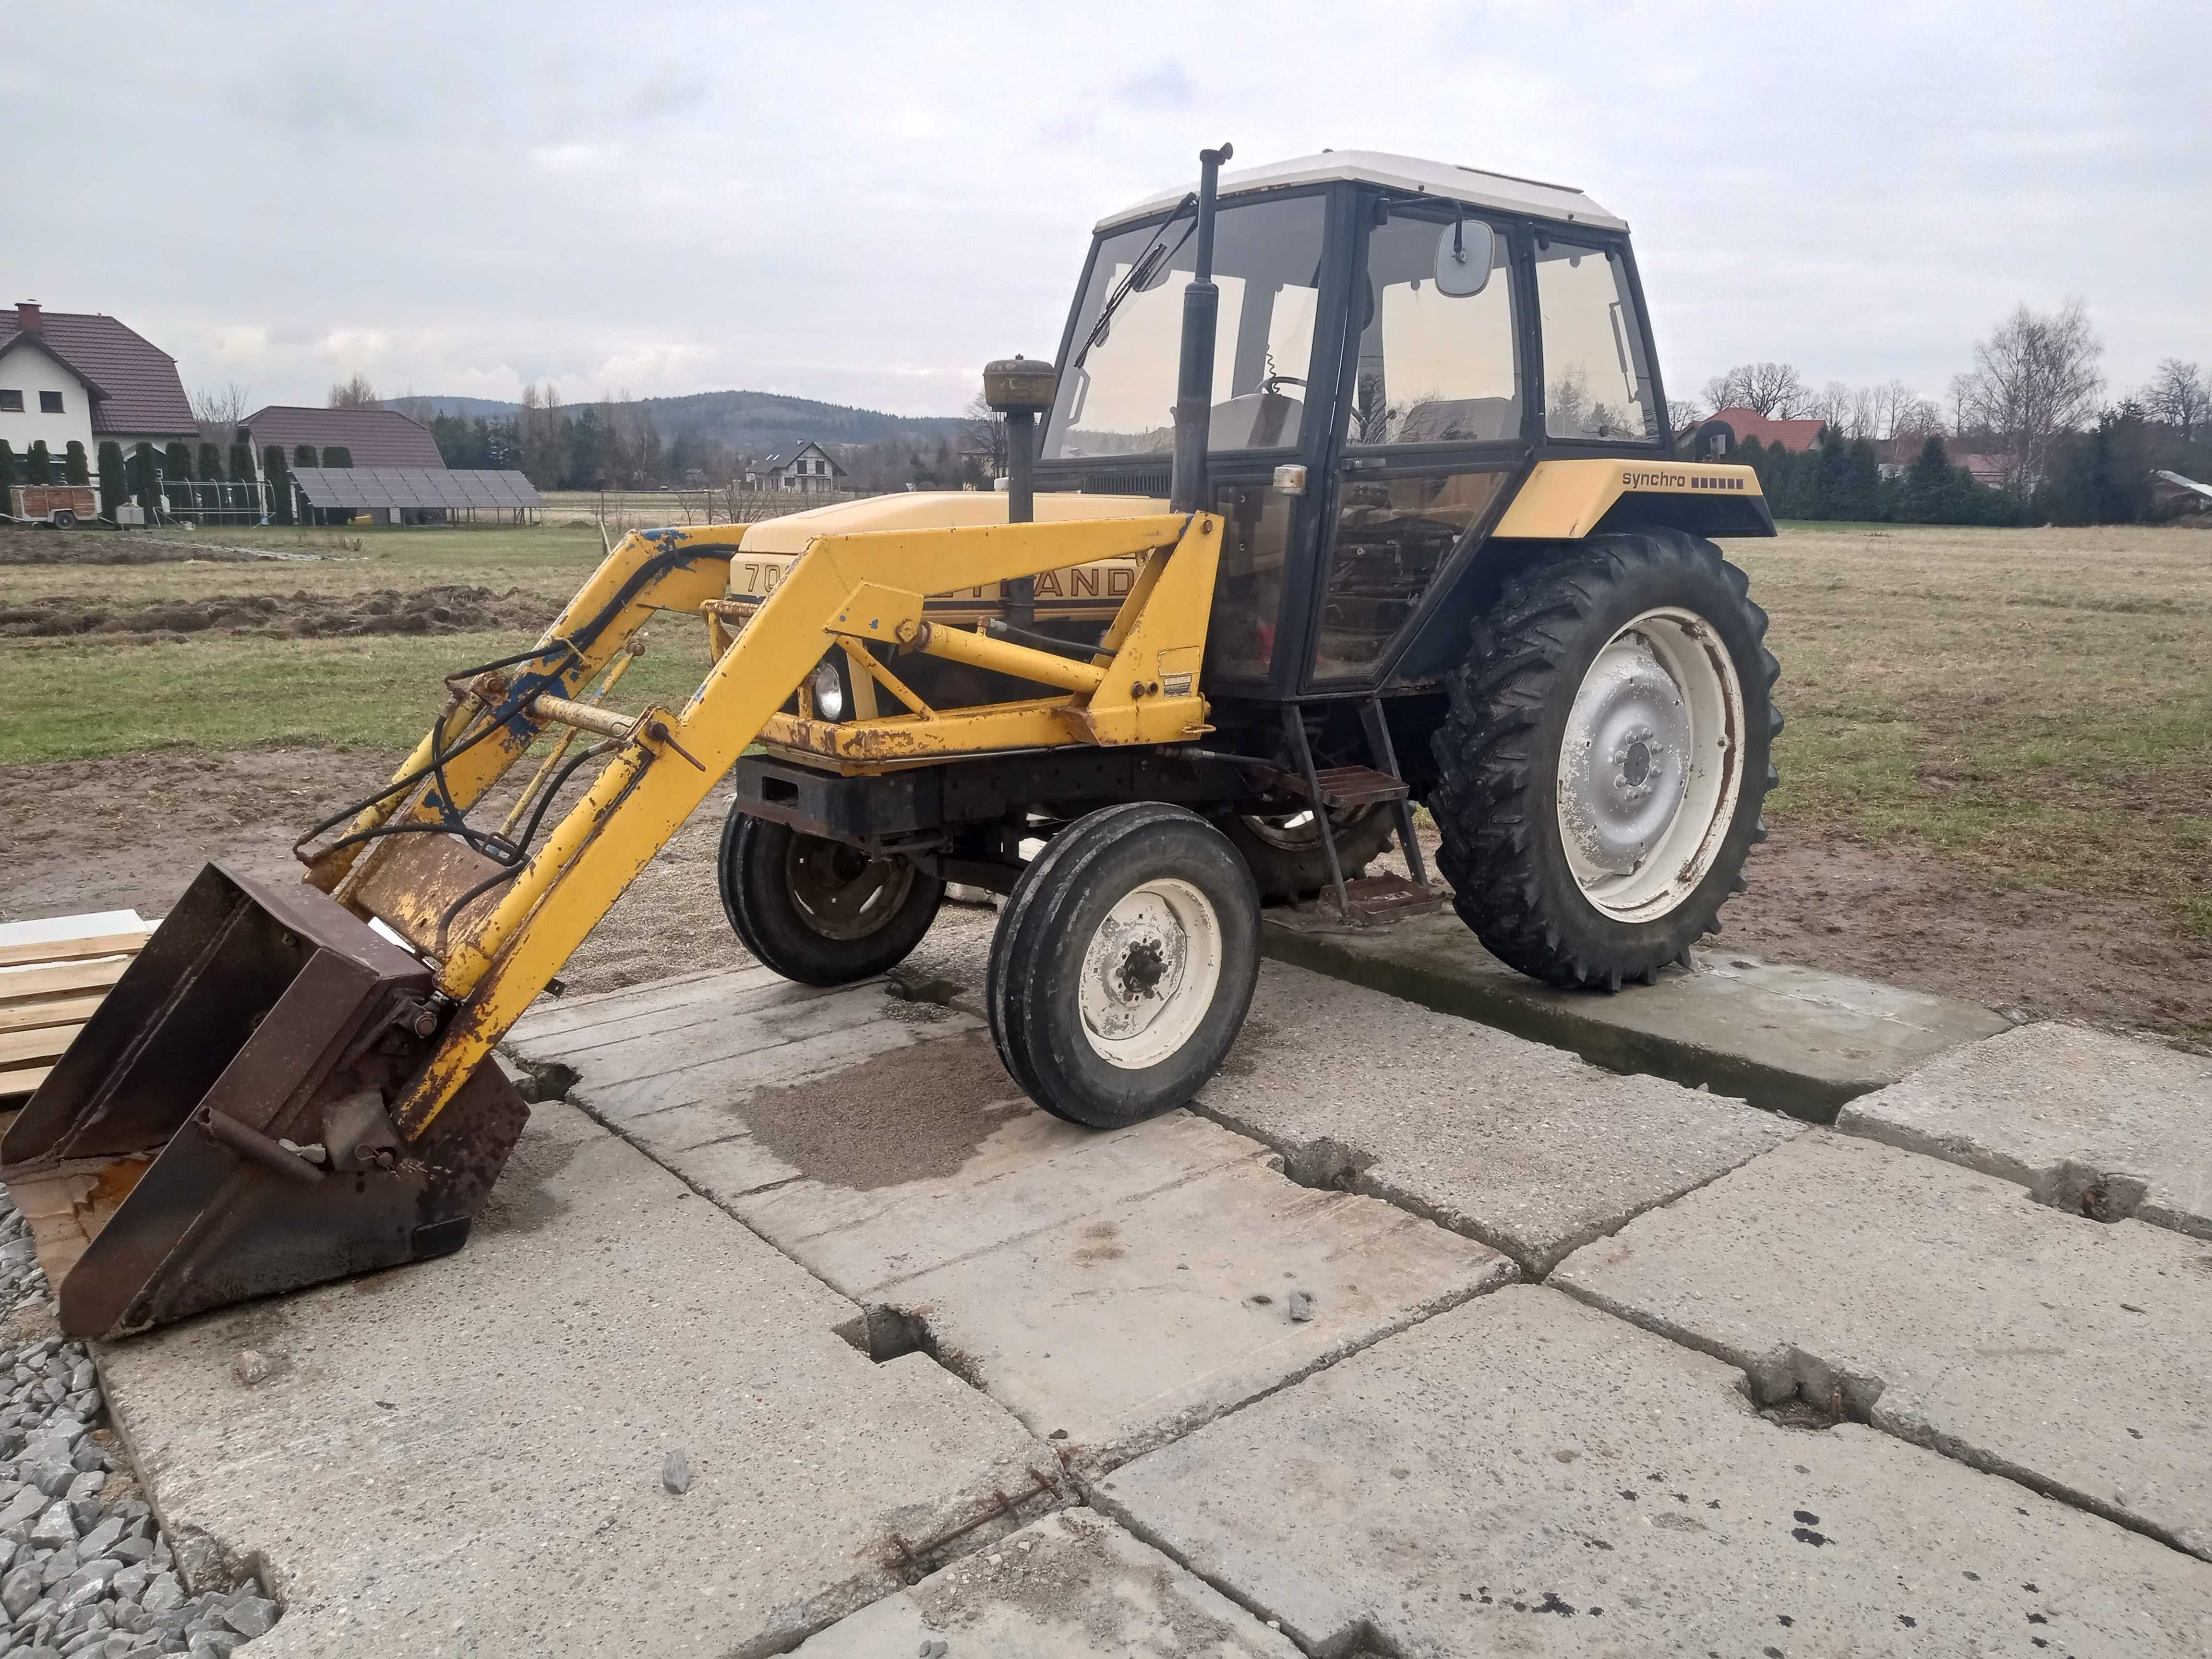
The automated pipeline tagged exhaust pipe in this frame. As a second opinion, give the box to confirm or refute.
[1169,142,1233,514]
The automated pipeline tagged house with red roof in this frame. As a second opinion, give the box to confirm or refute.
[1683,406,1827,460]
[0,301,198,466]
[240,404,445,469]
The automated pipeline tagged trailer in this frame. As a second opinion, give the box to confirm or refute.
[7,484,97,528]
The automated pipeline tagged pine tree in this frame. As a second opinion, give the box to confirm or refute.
[322,445,353,469]
[164,441,193,483]
[96,442,126,517]
[63,441,89,486]
[198,441,224,480]
[25,441,53,486]
[228,441,253,483]
[0,442,16,502]
[264,446,294,526]
[129,443,158,513]
[1842,438,1883,521]
[294,444,319,469]
[1901,436,1953,523]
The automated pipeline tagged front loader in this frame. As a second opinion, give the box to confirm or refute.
[5,144,1780,1338]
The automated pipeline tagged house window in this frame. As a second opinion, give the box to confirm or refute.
[39,391,64,414]
[0,391,21,411]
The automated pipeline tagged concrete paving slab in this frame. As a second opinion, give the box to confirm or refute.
[96,1100,1061,1658]
[1551,1130,2212,1559]
[1262,909,2010,1120]
[791,1508,1301,1658]
[1100,1285,2212,1659]
[1202,962,1800,1274]
[507,972,1512,1472]
[1839,1020,2212,1238]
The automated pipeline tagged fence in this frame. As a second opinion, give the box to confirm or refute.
[541,488,877,532]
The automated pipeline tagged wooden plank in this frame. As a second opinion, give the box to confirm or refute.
[0,1065,54,1102]
[0,910,146,950]
[0,956,132,1006]
[0,996,106,1035]
[0,931,150,970]
[0,1025,82,1069]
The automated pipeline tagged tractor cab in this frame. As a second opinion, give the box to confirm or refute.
[1035,151,1674,702]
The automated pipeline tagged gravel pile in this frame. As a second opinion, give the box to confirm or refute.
[0,1189,279,1658]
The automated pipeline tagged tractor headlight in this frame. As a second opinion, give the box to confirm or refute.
[810,656,846,721]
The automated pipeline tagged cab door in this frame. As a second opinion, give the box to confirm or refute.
[1295,193,1536,694]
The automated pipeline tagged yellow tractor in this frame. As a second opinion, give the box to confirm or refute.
[5,146,1779,1336]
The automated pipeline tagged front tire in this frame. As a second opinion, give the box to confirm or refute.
[987,803,1260,1129]
[1428,529,1780,989]
[716,809,943,986]
[1217,804,1397,902]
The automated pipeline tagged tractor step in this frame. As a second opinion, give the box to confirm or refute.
[1300,766,1410,809]
[1328,871,1446,923]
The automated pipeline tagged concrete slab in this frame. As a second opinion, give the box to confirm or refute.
[1262,909,2010,1120]
[1201,962,1800,1274]
[791,1508,1301,1658]
[1551,1130,2212,1559]
[505,974,1512,1471]
[96,1100,1061,1658]
[1838,1020,2212,1238]
[1101,1285,2212,1659]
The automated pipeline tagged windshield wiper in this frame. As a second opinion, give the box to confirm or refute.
[1073,194,1199,370]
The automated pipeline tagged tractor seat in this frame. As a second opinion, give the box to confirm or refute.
[1396,397,1519,443]
[1209,389,1303,450]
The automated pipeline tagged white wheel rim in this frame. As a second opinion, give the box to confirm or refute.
[1077,878,1224,1070]
[1555,606,1744,922]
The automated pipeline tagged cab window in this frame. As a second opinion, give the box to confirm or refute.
[1047,193,1325,458]
[1535,239,1659,441]
[1345,203,1520,447]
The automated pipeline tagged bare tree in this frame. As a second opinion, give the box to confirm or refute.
[1700,362,1810,419]
[191,382,251,448]
[2140,358,2210,443]
[1666,397,1702,433]
[328,372,380,409]
[1952,300,2104,493]
[961,391,1008,478]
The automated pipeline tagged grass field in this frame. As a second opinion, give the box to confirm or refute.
[4,517,2208,943]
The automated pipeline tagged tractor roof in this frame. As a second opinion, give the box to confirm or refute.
[1098,150,1627,236]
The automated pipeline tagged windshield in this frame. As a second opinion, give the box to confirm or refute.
[1046,192,1327,458]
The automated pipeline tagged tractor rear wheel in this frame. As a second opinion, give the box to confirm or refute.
[717,809,943,986]
[1217,804,1397,902]
[988,803,1260,1128]
[1429,529,1780,989]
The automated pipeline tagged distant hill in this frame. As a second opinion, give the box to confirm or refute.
[390,389,970,457]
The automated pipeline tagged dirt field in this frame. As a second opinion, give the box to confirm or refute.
[1,518,2206,1044]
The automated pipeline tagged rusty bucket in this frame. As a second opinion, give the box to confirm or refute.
[0,863,527,1339]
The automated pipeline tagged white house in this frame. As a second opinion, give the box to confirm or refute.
[0,301,198,477]
[748,441,847,493]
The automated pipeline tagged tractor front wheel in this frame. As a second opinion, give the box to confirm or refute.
[1429,529,1780,989]
[717,810,943,986]
[988,803,1260,1128]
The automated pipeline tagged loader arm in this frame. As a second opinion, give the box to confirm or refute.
[392,510,1219,1137]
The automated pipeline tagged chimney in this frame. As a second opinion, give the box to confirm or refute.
[15,301,40,334]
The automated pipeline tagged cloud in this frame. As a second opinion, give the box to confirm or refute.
[18,0,2207,413]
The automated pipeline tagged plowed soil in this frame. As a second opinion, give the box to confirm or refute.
[4,748,2206,1041]
[0,586,553,639]
[0,525,274,565]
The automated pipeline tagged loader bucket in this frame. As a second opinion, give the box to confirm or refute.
[0,863,528,1339]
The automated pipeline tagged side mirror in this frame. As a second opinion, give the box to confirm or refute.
[1434,216,1496,297]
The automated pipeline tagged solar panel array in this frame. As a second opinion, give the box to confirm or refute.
[288,467,545,512]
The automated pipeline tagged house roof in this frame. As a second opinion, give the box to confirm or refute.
[243,406,445,468]
[760,441,845,475]
[1699,408,1828,454]
[1101,150,1626,235]
[0,310,196,437]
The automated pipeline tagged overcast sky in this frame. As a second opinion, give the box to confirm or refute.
[12,2,2206,419]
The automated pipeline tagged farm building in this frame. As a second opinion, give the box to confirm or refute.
[0,301,197,465]
[747,441,846,493]
[1684,406,1828,458]
[240,405,445,469]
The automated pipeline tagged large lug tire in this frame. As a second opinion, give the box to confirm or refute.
[1428,529,1781,990]
[987,803,1261,1129]
[716,808,943,986]
[1216,804,1398,902]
